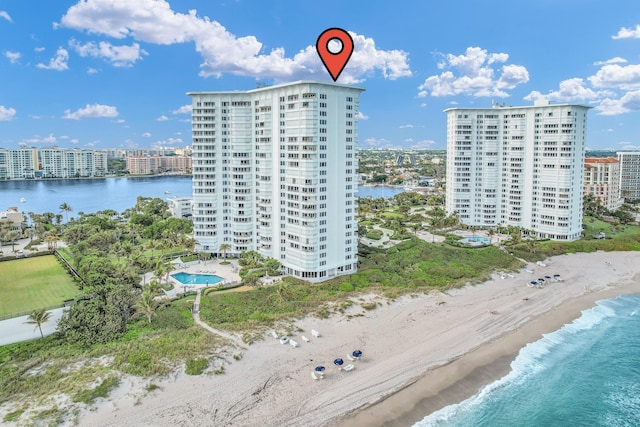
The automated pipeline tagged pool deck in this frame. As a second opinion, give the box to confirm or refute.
[164,259,242,295]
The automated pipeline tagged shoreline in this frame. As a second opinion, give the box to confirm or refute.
[72,251,640,427]
[335,283,638,427]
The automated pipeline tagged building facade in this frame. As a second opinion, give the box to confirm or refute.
[39,148,108,178]
[617,152,640,201]
[188,81,363,282]
[584,157,622,211]
[445,101,590,241]
[0,148,39,179]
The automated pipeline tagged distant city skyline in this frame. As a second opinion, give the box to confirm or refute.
[1,1,640,151]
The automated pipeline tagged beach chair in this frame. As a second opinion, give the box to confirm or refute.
[289,339,299,348]
[311,371,319,380]
[346,353,356,362]
[271,331,278,339]
[301,335,310,342]
[342,364,355,372]
[311,329,321,337]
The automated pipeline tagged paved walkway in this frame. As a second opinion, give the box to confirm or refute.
[0,307,66,346]
[191,289,247,349]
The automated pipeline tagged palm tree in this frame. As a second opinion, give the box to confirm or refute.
[135,290,159,323]
[25,308,51,338]
[59,202,73,223]
[219,243,231,259]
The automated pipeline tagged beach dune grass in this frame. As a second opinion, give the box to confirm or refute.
[0,256,79,316]
[198,238,522,333]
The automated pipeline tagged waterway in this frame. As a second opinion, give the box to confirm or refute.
[0,177,403,216]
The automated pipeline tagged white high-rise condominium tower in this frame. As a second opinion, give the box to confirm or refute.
[188,81,364,282]
[445,100,590,241]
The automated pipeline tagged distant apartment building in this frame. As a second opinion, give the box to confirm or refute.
[126,155,192,175]
[39,147,108,178]
[188,81,363,282]
[445,101,590,241]
[617,152,640,200]
[167,196,193,219]
[0,147,39,179]
[584,157,622,211]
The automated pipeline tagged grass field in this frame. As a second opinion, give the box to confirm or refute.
[0,256,80,317]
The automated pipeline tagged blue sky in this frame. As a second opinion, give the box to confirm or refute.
[1,0,640,151]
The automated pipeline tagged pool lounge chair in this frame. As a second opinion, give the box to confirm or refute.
[311,371,319,380]
[271,331,278,339]
[346,353,356,362]
[290,339,299,348]
[311,329,321,337]
[342,364,355,372]
[301,335,310,342]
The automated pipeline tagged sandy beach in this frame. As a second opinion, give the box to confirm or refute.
[77,251,640,427]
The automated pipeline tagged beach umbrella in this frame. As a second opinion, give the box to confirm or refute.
[315,366,326,373]
[554,274,561,278]
[538,278,545,282]
[530,281,538,285]
[545,275,552,280]
[333,358,344,367]
[352,350,362,358]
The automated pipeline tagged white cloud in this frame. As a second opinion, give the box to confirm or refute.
[152,137,183,146]
[34,47,45,53]
[87,67,99,74]
[59,135,69,139]
[0,11,12,22]
[594,57,627,66]
[113,118,125,123]
[21,133,57,144]
[172,104,192,115]
[589,63,640,90]
[595,90,640,115]
[411,139,436,149]
[363,137,391,147]
[141,132,152,137]
[0,105,16,121]
[356,111,368,120]
[399,124,414,129]
[156,115,169,121]
[524,78,604,103]
[63,103,119,119]
[59,0,410,82]
[404,138,414,143]
[418,47,529,98]
[4,51,21,64]
[69,39,147,67]
[36,47,69,71]
[29,114,41,119]
[612,24,640,39]
[85,140,99,147]
[70,139,80,144]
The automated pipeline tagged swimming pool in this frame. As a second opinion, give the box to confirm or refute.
[171,272,223,285]
[460,236,490,244]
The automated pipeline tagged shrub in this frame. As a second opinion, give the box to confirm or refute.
[73,377,120,404]
[366,229,383,240]
[185,358,208,375]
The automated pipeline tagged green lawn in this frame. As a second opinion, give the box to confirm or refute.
[0,256,80,317]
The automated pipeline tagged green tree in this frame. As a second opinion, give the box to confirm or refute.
[134,290,159,324]
[25,308,52,339]
[59,202,73,223]
[219,243,231,259]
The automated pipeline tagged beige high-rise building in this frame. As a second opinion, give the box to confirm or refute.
[584,157,622,211]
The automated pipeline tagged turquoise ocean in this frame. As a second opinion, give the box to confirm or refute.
[416,293,640,427]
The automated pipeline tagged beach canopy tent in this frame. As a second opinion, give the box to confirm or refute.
[171,257,184,266]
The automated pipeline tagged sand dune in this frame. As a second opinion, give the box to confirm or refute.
[78,251,640,427]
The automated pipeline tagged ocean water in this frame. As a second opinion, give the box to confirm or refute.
[416,294,640,427]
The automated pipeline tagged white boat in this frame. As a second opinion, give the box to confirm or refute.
[20,198,26,203]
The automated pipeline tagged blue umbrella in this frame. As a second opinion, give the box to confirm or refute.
[315,366,326,372]
[545,275,552,280]
[554,274,561,278]
[352,350,362,358]
[333,358,344,366]
[530,281,538,285]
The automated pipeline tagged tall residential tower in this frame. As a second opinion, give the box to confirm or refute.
[445,101,590,241]
[188,81,363,282]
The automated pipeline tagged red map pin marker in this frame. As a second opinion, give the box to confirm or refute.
[316,28,354,82]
